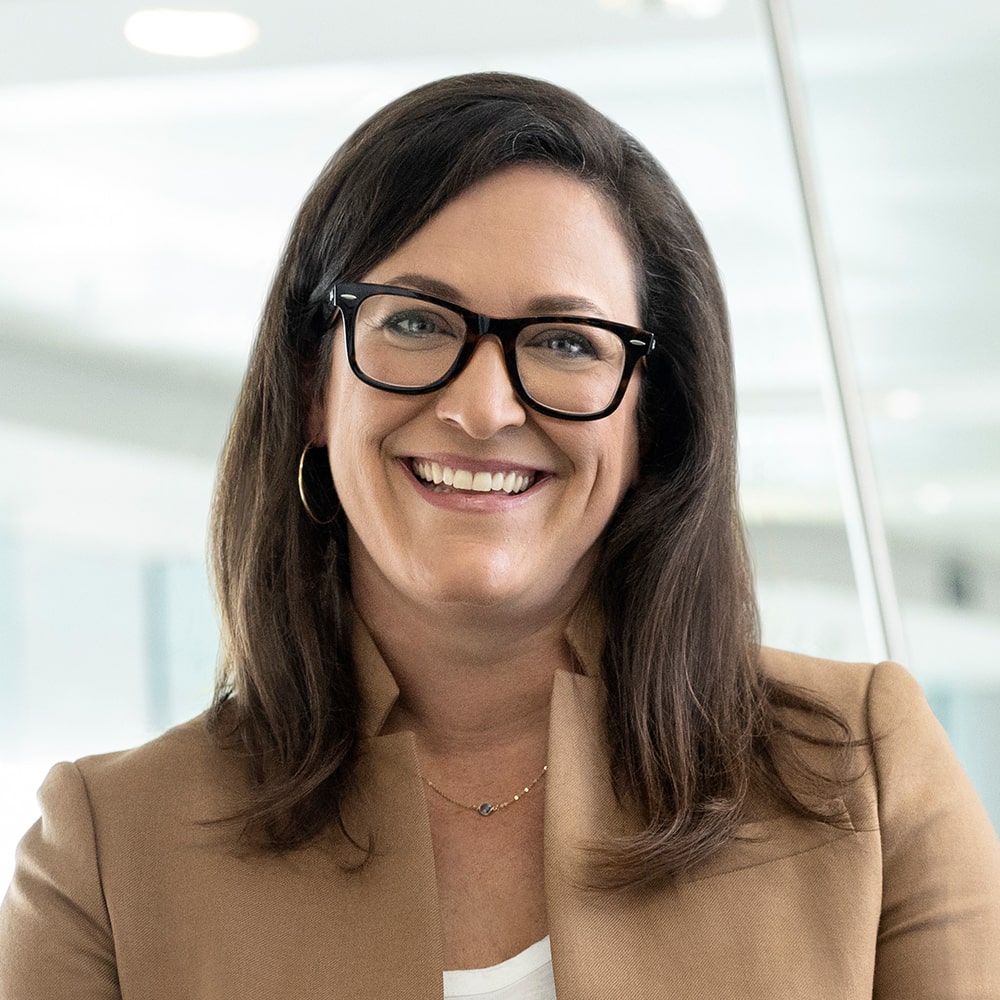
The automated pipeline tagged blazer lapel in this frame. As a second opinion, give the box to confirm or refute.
[266,612,445,999]
[325,730,444,999]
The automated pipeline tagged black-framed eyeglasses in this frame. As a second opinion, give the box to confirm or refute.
[328,282,655,421]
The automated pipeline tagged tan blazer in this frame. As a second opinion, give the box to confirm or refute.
[2,617,999,999]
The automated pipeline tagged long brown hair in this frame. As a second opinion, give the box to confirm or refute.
[209,71,855,886]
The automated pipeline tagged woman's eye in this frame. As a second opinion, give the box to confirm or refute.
[526,328,601,360]
[384,309,450,337]
[358,297,464,351]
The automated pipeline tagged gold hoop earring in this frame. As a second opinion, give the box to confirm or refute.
[297,443,338,526]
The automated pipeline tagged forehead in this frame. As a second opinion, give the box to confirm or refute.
[362,165,641,324]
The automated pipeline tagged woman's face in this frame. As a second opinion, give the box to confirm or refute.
[313,165,643,618]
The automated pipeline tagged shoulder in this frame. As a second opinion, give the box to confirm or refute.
[45,714,246,858]
[0,715,248,995]
[756,651,1000,991]
[758,645,999,840]
[758,645,875,701]
[75,713,237,798]
[754,648,952,837]
[75,712,228,777]
[758,646,928,740]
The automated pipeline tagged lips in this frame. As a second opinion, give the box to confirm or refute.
[410,458,536,495]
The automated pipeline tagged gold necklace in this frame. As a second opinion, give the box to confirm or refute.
[422,764,548,817]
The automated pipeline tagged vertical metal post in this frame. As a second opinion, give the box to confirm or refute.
[761,0,908,663]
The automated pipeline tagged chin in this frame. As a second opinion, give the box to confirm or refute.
[407,553,583,617]
[415,565,528,610]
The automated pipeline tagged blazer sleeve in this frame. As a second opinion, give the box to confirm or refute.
[869,660,1000,999]
[0,761,121,1000]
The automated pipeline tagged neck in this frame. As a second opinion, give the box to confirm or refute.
[351,571,583,761]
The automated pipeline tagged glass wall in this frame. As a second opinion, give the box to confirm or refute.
[784,0,1000,820]
[1,0,996,888]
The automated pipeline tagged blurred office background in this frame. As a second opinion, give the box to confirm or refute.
[1,0,998,886]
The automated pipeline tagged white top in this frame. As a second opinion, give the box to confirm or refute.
[443,937,556,1000]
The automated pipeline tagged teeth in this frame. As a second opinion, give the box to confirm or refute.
[411,460,535,495]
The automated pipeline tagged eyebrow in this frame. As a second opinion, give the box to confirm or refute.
[383,272,610,319]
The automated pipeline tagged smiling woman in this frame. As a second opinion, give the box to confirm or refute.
[314,166,643,617]
[1,71,998,999]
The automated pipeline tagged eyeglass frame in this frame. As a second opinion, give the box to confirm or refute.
[327,281,656,421]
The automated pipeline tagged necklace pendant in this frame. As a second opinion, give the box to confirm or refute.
[477,802,495,816]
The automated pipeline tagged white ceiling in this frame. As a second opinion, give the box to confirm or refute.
[0,0,997,563]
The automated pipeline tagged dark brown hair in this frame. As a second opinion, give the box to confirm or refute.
[209,71,855,886]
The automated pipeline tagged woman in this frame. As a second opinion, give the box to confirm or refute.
[2,72,998,999]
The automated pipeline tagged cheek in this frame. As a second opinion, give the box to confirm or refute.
[321,380,366,488]
[323,382,424,498]
[555,417,639,512]
[312,346,349,446]
[612,436,640,503]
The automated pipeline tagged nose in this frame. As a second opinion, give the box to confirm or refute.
[434,337,526,439]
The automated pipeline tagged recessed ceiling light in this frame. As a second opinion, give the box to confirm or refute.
[598,0,726,16]
[662,0,727,17]
[124,9,260,59]
[883,388,923,421]
[916,482,952,514]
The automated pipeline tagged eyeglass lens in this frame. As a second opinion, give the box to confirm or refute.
[351,293,627,415]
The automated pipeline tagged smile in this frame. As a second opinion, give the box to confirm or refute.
[410,459,536,495]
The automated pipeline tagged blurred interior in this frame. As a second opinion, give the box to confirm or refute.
[1,0,998,885]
